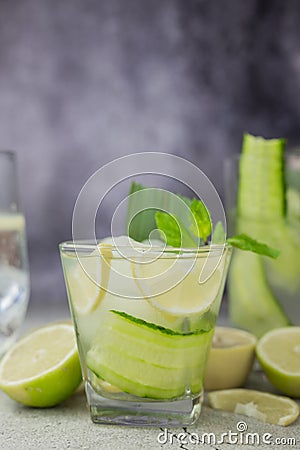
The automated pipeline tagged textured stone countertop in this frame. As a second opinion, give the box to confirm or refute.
[0,302,299,450]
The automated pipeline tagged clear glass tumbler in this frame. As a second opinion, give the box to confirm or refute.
[224,152,300,337]
[0,150,30,356]
[60,241,231,426]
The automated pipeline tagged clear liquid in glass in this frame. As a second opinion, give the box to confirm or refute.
[0,214,30,355]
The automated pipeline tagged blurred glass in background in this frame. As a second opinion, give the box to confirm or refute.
[0,151,30,355]
[224,149,300,337]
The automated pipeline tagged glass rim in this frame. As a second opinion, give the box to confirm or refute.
[59,240,231,256]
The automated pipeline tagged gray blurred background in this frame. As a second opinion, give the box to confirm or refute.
[1,0,300,305]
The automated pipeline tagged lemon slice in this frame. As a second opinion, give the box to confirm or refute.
[133,251,225,317]
[256,327,300,397]
[208,389,299,426]
[204,327,257,390]
[0,322,82,407]
[65,244,113,314]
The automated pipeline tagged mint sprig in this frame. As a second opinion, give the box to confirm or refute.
[155,211,196,248]
[227,234,280,258]
[154,200,280,258]
[127,182,280,259]
[190,198,212,243]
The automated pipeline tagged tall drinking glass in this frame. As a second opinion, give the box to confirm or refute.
[60,241,231,426]
[0,150,30,356]
[224,152,300,337]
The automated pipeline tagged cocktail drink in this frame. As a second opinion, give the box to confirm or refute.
[225,135,300,337]
[60,238,231,425]
[60,152,276,425]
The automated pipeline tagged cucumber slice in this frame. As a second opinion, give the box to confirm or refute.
[86,310,213,399]
[229,250,289,338]
[237,133,286,220]
[287,188,300,222]
[229,134,295,335]
[238,218,300,294]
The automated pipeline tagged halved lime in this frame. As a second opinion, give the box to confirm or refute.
[256,327,300,397]
[208,388,299,426]
[0,322,82,407]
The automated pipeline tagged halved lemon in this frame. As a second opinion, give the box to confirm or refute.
[0,322,82,407]
[208,389,299,426]
[256,327,300,397]
[204,327,257,390]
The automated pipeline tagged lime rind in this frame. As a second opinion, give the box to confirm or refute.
[256,327,300,397]
[0,323,82,407]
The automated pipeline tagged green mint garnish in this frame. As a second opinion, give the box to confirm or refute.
[190,198,212,242]
[155,211,196,248]
[226,234,280,259]
[127,181,280,258]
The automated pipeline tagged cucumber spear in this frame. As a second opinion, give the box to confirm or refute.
[229,133,300,336]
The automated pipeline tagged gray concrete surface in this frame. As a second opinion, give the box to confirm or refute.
[0,303,299,450]
[0,380,299,450]
[1,387,299,450]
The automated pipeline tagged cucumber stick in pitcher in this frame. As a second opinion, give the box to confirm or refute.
[237,134,286,220]
[229,133,300,337]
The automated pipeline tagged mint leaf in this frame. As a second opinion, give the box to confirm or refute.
[212,221,226,244]
[155,211,196,248]
[190,198,212,242]
[126,181,279,259]
[227,234,280,259]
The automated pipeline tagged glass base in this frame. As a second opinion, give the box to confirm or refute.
[85,381,202,426]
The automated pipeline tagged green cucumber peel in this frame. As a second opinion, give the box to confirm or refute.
[238,133,287,219]
[87,309,212,398]
[127,181,158,242]
[110,310,206,336]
